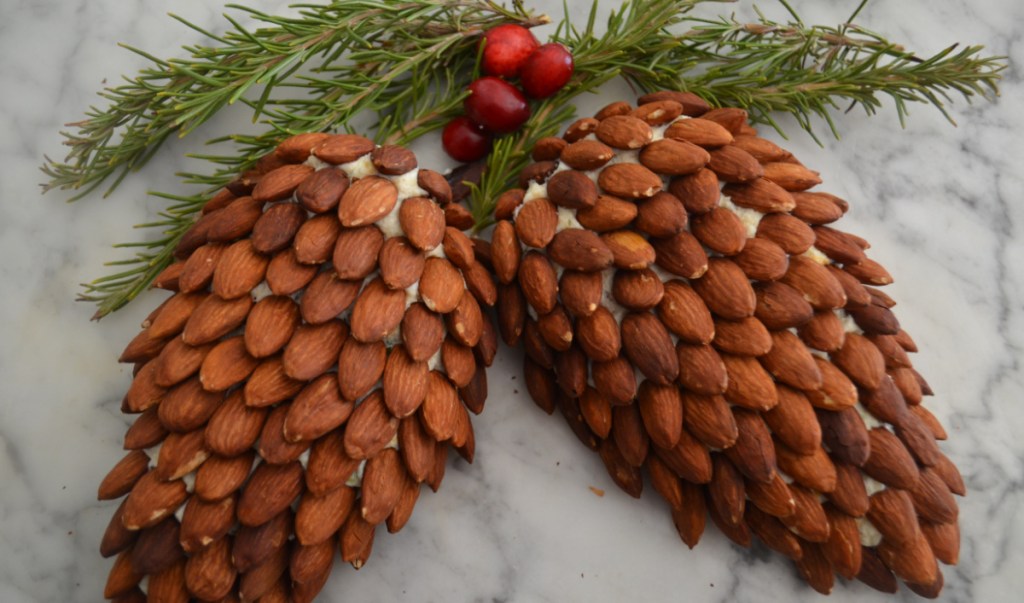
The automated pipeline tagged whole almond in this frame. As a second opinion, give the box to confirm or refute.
[122,471,188,530]
[734,237,789,281]
[282,319,347,381]
[400,303,445,362]
[591,356,637,405]
[745,505,802,561]
[722,178,796,213]
[781,255,847,309]
[445,287,484,347]
[294,214,342,264]
[419,257,465,313]
[724,408,776,483]
[378,237,425,290]
[631,99,683,125]
[296,167,349,213]
[707,454,745,526]
[611,402,650,467]
[757,213,815,255]
[745,471,797,518]
[668,168,720,214]
[612,267,665,310]
[561,139,615,170]
[382,346,429,418]
[576,306,621,362]
[338,175,399,227]
[295,486,355,546]
[730,135,791,163]
[232,509,290,573]
[690,207,747,255]
[708,145,763,182]
[676,343,728,395]
[831,333,886,389]
[441,227,475,270]
[360,448,406,524]
[779,484,830,543]
[877,532,939,587]
[655,427,712,485]
[252,164,314,202]
[493,189,525,221]
[602,230,656,269]
[712,316,772,356]
[579,387,613,439]
[370,145,417,175]
[265,247,318,295]
[237,461,304,527]
[546,170,599,209]
[722,354,779,411]
[104,550,142,599]
[763,161,822,191]
[350,277,406,342]
[538,306,573,352]
[791,191,845,225]
[532,136,569,160]
[398,196,446,251]
[417,169,453,204]
[182,294,252,346]
[621,313,679,385]
[598,163,663,198]
[700,107,748,134]
[243,356,304,407]
[576,194,638,232]
[598,436,642,498]
[332,224,384,280]
[639,138,710,175]
[178,242,225,294]
[276,132,331,163]
[691,257,757,320]
[158,377,223,432]
[560,270,603,316]
[515,198,558,248]
[244,295,299,358]
[595,115,653,149]
[343,391,399,459]
[98,450,149,500]
[200,335,258,391]
[664,118,734,148]
[754,281,814,330]
[420,371,460,441]
[153,336,211,388]
[490,220,520,284]
[635,191,688,237]
[637,90,710,116]
[657,280,714,344]
[313,134,375,164]
[194,451,256,502]
[284,374,352,443]
[652,231,708,279]
[306,430,360,495]
[205,391,268,456]
[844,257,894,286]
[862,427,921,490]
[299,271,360,325]
[184,534,236,601]
[760,330,824,390]
[775,439,837,493]
[252,202,307,253]
[595,100,633,120]
[122,362,165,413]
[204,196,264,243]
[671,482,708,547]
[547,229,614,271]
[179,495,235,554]
[399,415,437,483]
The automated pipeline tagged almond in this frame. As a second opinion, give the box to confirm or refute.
[370,145,416,175]
[844,257,894,286]
[595,115,653,149]
[756,213,815,255]
[668,168,720,213]
[518,160,557,188]
[399,414,438,483]
[154,430,209,481]
[349,277,406,342]
[98,450,149,500]
[493,188,525,221]
[381,346,429,418]
[441,338,476,388]
[238,461,306,528]
[546,170,599,209]
[664,118,733,148]
[576,194,639,232]
[791,191,845,224]
[184,535,236,601]
[763,384,822,455]
[611,403,650,467]
[691,257,756,320]
[194,451,255,502]
[657,280,714,344]
[722,178,796,213]
[754,281,814,329]
[708,145,762,182]
[338,175,398,227]
[921,521,960,566]
[332,225,384,280]
[621,312,679,385]
[763,161,822,191]
[337,339,387,401]
[779,484,830,543]
[178,242,225,294]
[602,230,655,269]
[276,132,330,162]
[651,231,708,278]
[490,220,520,284]
[708,454,746,526]
[299,271,360,325]
[676,343,728,395]
[637,90,710,116]
[794,543,834,595]
[200,336,258,391]
[398,196,446,252]
[238,543,289,599]
[831,332,886,389]
[251,202,306,253]
[730,135,791,162]
[205,387,267,456]
[578,387,613,439]
[681,392,738,449]
[283,319,347,381]
[655,427,713,485]
[796,310,846,352]
[515,198,558,248]
[862,427,921,490]
[462,260,497,307]
[313,134,375,163]
[232,509,290,572]
[157,377,223,432]
[724,408,777,484]
[121,471,188,530]
[446,292,484,347]
[746,472,797,519]
[690,207,747,255]
[671,482,708,548]
[204,196,264,243]
[361,448,406,524]
[104,550,142,599]
[375,237,424,290]
[817,407,871,467]
[293,214,342,264]
[296,167,349,213]
[419,257,465,313]
[532,136,569,160]
[774,439,837,493]
[745,505,803,560]
[305,430,359,496]
[243,356,304,407]
[252,164,314,202]
[639,138,710,176]
[538,306,574,352]
[598,163,663,198]
[561,139,615,170]
[760,330,823,391]
[591,356,638,405]
[547,228,614,271]
[594,100,633,120]
[911,468,959,524]
[554,344,588,397]
[344,391,399,459]
[265,247,318,295]
[244,295,299,358]
[711,316,771,356]
[575,306,621,362]
[559,270,603,317]
[121,362,165,413]
[284,374,352,443]
[179,495,235,554]
[631,99,683,125]
[496,282,526,345]
[723,354,779,411]
[634,191,687,237]
[611,268,665,310]
[647,453,685,509]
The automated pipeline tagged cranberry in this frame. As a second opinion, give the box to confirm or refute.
[464,77,531,134]
[442,116,492,162]
[520,43,574,99]
[480,24,540,78]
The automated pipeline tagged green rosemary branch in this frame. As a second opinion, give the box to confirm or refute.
[42,0,542,201]
[628,1,1005,140]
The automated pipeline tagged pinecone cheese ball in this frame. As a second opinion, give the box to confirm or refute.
[492,92,962,597]
[98,134,498,602]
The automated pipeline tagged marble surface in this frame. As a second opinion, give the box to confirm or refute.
[1,0,1022,601]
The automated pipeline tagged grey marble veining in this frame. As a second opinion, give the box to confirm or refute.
[1,0,1022,601]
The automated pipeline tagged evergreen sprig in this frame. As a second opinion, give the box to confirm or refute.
[54,0,1005,317]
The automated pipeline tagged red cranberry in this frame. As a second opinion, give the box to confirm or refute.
[442,116,492,162]
[480,24,540,78]
[520,43,574,99]
[464,77,531,134]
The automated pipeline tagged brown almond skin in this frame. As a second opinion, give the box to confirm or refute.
[344,391,399,460]
[592,356,638,405]
[178,243,226,294]
[745,505,803,561]
[652,231,708,279]
[560,270,603,317]
[252,202,307,253]
[300,271,361,325]
[692,257,757,320]
[194,452,256,502]
[371,145,417,175]
[576,306,621,362]
[533,136,569,161]
[708,454,746,526]
[723,354,779,411]
[561,139,615,170]
[598,163,663,199]
[712,316,772,356]
[313,133,375,163]
[832,333,887,390]
[595,115,653,149]
[757,213,816,255]
[491,220,520,284]
[245,295,299,358]
[305,430,360,496]
[121,471,188,530]
[746,472,797,519]
[671,482,708,548]
[338,175,399,227]
[576,194,639,232]
[546,170,599,209]
[179,495,235,554]
[676,343,728,395]
[612,268,665,311]
[691,207,747,256]
[797,310,846,352]
[285,373,353,443]
[638,90,710,116]
[579,387,613,439]
[656,427,713,485]
[657,280,714,344]
[282,319,347,381]
[602,230,656,269]
[253,164,315,202]
[634,191,688,238]
[184,536,236,601]
[493,189,525,221]
[774,439,837,493]
[664,118,733,148]
[701,107,749,134]
[708,145,763,182]
[200,336,258,391]
[639,138,710,176]
[621,313,679,385]
[123,407,167,451]
[763,161,822,191]
[816,407,871,467]
[668,168,721,214]
[632,99,683,125]
[611,403,650,468]
[333,225,385,281]
[236,460,304,527]
[515,198,558,248]
[754,281,814,330]
[792,191,845,224]
[98,450,150,501]
[724,407,777,484]
[276,132,330,162]
[764,384,822,455]
[350,278,406,342]
[378,237,425,290]
[337,339,387,401]
[637,381,683,450]
[419,257,465,314]
[722,179,795,213]
[382,346,429,418]
[862,427,921,490]
[547,229,614,271]
[296,167,349,213]
[760,330,824,391]
[361,448,406,524]
[293,214,342,265]
[396,198,445,253]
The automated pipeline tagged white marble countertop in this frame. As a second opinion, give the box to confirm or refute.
[1,1,1022,601]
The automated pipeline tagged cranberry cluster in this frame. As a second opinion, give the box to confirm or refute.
[442,24,574,163]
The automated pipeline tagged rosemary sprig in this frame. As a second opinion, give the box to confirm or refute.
[63,0,1005,317]
[42,0,542,201]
